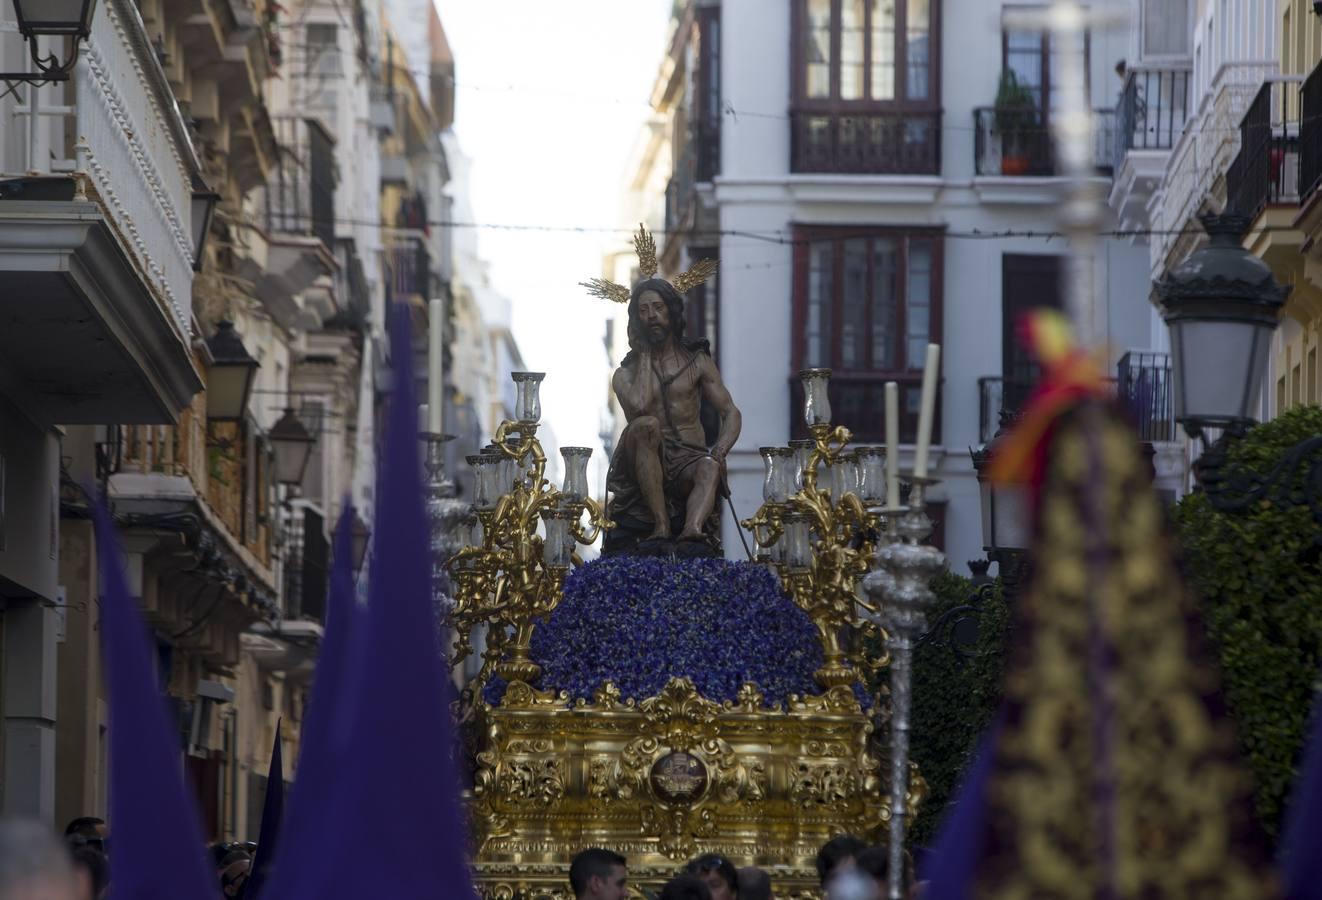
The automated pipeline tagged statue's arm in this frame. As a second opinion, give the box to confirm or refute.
[612,361,654,421]
[700,356,742,462]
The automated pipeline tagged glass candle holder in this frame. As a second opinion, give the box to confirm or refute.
[560,446,592,502]
[471,453,501,511]
[856,446,887,505]
[789,439,814,491]
[760,447,793,504]
[540,508,574,568]
[800,368,832,428]
[782,511,813,569]
[511,371,545,424]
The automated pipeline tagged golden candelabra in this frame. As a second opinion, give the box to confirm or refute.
[447,372,612,689]
[741,368,891,690]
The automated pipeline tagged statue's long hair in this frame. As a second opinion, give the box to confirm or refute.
[621,278,711,367]
[620,278,719,447]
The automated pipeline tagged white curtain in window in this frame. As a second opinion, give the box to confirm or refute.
[1143,0,1190,57]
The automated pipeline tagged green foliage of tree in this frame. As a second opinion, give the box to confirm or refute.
[906,570,1011,846]
[1172,404,1322,841]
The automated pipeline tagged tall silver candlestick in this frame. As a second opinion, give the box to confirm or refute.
[864,480,946,900]
[422,432,471,620]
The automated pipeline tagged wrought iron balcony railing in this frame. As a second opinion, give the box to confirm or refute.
[1300,59,1322,203]
[1227,80,1300,220]
[266,116,337,250]
[1117,351,1176,443]
[791,110,942,175]
[1114,66,1191,170]
[789,373,936,445]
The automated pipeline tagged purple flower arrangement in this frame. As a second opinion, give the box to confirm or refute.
[484,556,827,708]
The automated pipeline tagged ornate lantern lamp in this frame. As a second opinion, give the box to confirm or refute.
[4,0,98,82]
[1152,213,1289,437]
[203,321,259,422]
[270,408,316,488]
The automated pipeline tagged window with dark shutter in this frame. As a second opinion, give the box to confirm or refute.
[791,226,943,442]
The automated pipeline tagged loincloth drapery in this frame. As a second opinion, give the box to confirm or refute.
[605,423,728,543]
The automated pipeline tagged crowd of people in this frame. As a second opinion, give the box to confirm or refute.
[570,835,924,900]
[0,813,923,900]
[0,815,256,900]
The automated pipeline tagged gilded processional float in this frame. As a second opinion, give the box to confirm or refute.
[438,229,946,898]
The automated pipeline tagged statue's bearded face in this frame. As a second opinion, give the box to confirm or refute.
[636,289,671,345]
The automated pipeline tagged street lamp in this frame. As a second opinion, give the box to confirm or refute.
[270,408,316,488]
[1152,212,1322,530]
[3,0,99,83]
[970,414,1031,592]
[203,321,259,422]
[191,179,221,271]
[1152,213,1289,437]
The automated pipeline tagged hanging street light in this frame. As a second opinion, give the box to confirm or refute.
[270,408,316,488]
[191,177,221,271]
[1152,213,1289,437]
[203,321,260,422]
[3,0,99,83]
[1153,211,1320,533]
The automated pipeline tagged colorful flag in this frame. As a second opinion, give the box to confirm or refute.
[92,501,219,900]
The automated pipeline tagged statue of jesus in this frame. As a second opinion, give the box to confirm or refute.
[581,229,742,555]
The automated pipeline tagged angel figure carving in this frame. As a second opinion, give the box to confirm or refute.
[581,227,742,556]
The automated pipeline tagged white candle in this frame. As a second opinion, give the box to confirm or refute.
[913,343,941,480]
[428,297,444,434]
[885,381,900,510]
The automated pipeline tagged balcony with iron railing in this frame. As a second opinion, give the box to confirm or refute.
[267,116,337,250]
[1114,66,1192,165]
[0,0,206,424]
[1227,80,1300,222]
[386,231,432,301]
[973,108,1117,177]
[1110,64,1192,227]
[791,109,942,175]
[977,356,1171,445]
[1116,351,1176,443]
[113,395,273,569]
[790,373,937,445]
[1300,59,1322,209]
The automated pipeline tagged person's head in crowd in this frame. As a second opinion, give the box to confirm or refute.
[569,847,628,900]
[660,873,714,900]
[825,866,882,900]
[685,854,739,900]
[736,865,772,900]
[815,835,867,887]
[0,818,81,900]
[217,849,252,899]
[67,845,107,900]
[851,846,918,900]
[62,819,107,854]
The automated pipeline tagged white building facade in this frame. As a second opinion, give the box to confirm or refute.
[643,0,1173,570]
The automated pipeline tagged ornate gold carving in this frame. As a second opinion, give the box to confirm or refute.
[498,759,566,808]
[637,677,721,752]
[742,422,890,690]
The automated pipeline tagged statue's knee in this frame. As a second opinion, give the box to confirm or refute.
[631,416,661,445]
[696,456,720,483]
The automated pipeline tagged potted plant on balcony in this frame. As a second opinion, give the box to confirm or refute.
[993,70,1038,176]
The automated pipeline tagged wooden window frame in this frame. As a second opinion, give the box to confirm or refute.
[790,225,944,443]
[1000,8,1092,121]
[791,0,942,113]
